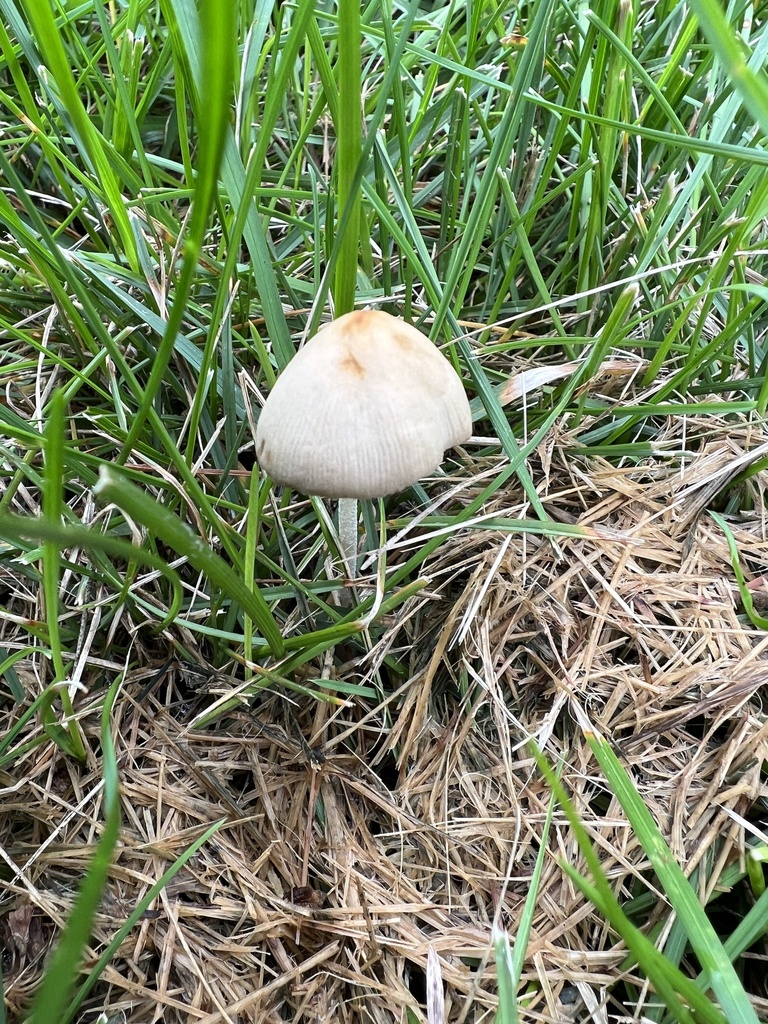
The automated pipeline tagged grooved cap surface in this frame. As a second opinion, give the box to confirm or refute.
[255,310,472,498]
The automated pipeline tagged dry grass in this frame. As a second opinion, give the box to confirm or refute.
[4,402,768,1023]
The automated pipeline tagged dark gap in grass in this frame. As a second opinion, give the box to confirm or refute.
[405,960,427,1005]
[370,750,399,792]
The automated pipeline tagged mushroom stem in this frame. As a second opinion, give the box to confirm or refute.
[337,497,359,580]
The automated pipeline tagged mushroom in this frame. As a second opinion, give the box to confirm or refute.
[255,309,471,579]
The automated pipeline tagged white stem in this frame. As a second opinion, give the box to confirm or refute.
[337,497,359,579]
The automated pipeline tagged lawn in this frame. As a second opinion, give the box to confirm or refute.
[2,0,768,1022]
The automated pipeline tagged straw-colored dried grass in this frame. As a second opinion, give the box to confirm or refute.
[3,410,768,1023]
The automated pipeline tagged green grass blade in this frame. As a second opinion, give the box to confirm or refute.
[526,94,768,168]
[719,881,768,967]
[561,862,722,1024]
[119,0,236,458]
[162,0,293,367]
[495,784,557,1023]
[27,675,123,1024]
[333,0,362,315]
[0,512,184,631]
[62,819,226,1024]
[42,390,65,689]
[13,0,137,267]
[94,467,284,656]
[184,0,317,450]
[494,929,517,1024]
[435,0,556,327]
[42,390,86,761]
[580,721,761,1023]
[531,743,729,1024]
[243,472,267,674]
[710,511,768,631]
[689,0,768,139]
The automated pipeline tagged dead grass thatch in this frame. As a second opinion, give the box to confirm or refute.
[3,406,768,1023]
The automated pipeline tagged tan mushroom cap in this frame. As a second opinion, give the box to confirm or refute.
[255,310,472,499]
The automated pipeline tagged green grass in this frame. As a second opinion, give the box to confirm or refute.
[1,0,768,1020]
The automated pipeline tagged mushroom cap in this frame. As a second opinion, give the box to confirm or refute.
[255,310,472,499]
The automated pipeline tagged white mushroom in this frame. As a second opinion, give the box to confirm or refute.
[256,309,471,576]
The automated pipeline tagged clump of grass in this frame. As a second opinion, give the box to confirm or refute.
[1,0,768,1021]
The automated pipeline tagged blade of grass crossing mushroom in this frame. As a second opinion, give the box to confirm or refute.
[579,720,761,1023]
[94,467,284,656]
